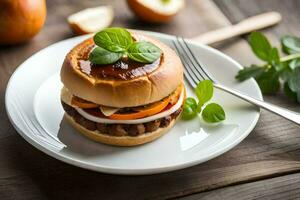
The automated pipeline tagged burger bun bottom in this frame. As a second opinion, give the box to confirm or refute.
[64,113,180,146]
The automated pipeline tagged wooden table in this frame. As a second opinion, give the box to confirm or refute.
[1,0,300,199]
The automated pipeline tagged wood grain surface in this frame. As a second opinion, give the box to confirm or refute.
[0,0,299,199]
[180,173,300,200]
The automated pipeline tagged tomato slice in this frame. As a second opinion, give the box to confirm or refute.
[108,85,183,120]
[71,96,99,108]
[109,97,170,120]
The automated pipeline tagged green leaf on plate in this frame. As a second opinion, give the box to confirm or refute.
[184,97,197,110]
[88,47,122,65]
[249,32,272,61]
[196,102,202,113]
[281,35,300,55]
[93,27,133,52]
[127,41,162,63]
[182,97,198,120]
[195,80,213,107]
[202,103,226,123]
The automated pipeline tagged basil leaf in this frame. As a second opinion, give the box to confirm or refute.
[256,67,280,94]
[127,41,162,63]
[288,67,300,94]
[185,97,197,110]
[281,35,300,55]
[268,47,283,71]
[93,27,133,52]
[280,66,293,82]
[196,102,202,113]
[182,97,198,120]
[289,58,300,70]
[89,47,123,65]
[274,63,286,73]
[284,82,298,102]
[195,80,213,106]
[249,32,272,61]
[235,65,266,81]
[202,103,226,123]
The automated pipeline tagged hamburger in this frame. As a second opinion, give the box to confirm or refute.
[60,28,184,146]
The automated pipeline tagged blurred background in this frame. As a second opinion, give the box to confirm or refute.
[1,0,300,65]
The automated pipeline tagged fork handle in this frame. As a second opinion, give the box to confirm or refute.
[214,83,300,125]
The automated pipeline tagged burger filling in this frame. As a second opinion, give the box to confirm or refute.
[61,85,184,137]
[62,102,182,137]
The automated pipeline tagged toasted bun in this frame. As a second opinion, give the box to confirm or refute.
[64,113,179,146]
[61,31,183,108]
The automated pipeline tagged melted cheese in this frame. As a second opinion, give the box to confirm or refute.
[62,86,120,115]
[99,106,119,116]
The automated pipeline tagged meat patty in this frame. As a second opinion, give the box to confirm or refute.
[108,124,127,136]
[128,124,145,136]
[145,120,160,132]
[62,102,182,137]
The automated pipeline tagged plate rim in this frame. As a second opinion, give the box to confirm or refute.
[5,30,262,175]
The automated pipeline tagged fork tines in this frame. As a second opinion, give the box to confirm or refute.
[172,36,214,88]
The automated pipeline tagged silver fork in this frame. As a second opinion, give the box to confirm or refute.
[172,36,300,125]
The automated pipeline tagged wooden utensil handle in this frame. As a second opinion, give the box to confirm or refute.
[192,12,282,45]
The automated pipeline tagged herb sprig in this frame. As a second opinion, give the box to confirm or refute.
[236,32,300,102]
[182,80,226,123]
[89,27,162,65]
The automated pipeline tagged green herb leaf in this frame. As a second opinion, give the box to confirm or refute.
[235,65,265,81]
[249,32,272,61]
[269,48,286,72]
[127,41,162,63]
[284,82,298,102]
[202,103,226,123]
[196,102,202,113]
[287,67,300,94]
[182,97,198,120]
[269,47,280,65]
[182,80,226,123]
[280,66,293,82]
[88,47,123,65]
[93,27,133,52]
[256,68,280,94]
[235,32,300,104]
[274,63,285,72]
[185,97,197,111]
[195,80,213,106]
[91,27,163,65]
[281,35,300,55]
[289,58,300,70]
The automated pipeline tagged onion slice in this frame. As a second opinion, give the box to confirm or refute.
[76,90,184,124]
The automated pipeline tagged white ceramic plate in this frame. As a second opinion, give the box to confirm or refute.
[5,31,262,175]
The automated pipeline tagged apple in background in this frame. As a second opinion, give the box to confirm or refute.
[68,6,114,35]
[127,0,185,23]
[0,0,46,45]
